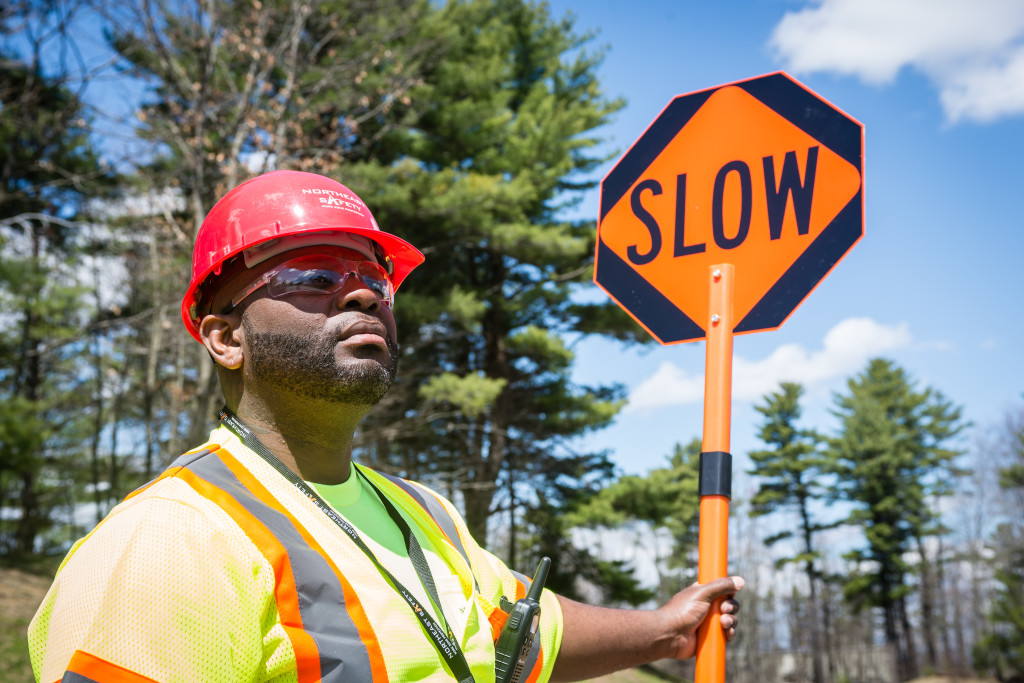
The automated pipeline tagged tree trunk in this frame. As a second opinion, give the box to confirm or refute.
[461,477,496,550]
[947,553,968,673]
[15,469,41,555]
[108,363,127,505]
[915,534,939,672]
[460,277,511,549]
[507,452,517,569]
[169,329,186,457]
[934,554,953,673]
[143,221,165,480]
[821,579,837,683]
[883,596,904,679]
[13,231,44,554]
[799,496,825,683]
[897,594,919,681]
[805,562,826,683]
[90,320,105,525]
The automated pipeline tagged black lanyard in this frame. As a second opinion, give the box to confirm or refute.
[219,409,476,683]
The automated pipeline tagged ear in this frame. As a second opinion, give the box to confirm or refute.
[200,313,244,370]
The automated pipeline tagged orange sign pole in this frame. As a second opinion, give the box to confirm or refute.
[695,263,734,683]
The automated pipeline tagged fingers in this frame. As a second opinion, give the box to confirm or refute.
[717,583,742,641]
[722,618,737,642]
[718,605,739,643]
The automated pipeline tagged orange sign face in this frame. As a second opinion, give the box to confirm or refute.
[595,73,864,344]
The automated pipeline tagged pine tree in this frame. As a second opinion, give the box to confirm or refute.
[830,358,966,681]
[566,439,702,603]
[348,0,633,553]
[107,0,438,457]
[0,14,117,556]
[747,382,832,683]
[973,524,1024,682]
[973,404,1024,682]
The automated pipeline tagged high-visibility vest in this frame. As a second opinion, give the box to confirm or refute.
[29,426,563,683]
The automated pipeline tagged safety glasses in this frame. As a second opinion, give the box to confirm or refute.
[224,254,394,313]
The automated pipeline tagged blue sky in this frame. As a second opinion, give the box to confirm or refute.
[549,0,1024,481]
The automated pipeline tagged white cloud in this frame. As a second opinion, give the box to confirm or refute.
[627,361,705,411]
[626,317,912,412]
[769,0,1024,123]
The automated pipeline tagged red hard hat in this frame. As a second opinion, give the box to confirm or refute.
[181,170,424,342]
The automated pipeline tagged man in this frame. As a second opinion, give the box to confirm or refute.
[29,170,742,683]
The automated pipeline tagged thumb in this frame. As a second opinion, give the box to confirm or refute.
[693,576,745,603]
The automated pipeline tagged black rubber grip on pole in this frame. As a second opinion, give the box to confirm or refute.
[699,451,732,499]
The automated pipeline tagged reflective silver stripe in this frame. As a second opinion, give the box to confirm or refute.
[186,452,374,683]
[510,569,530,587]
[374,471,473,568]
[61,672,99,683]
[171,448,213,469]
[125,449,212,498]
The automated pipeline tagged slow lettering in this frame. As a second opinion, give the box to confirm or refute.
[673,173,705,256]
[763,146,818,239]
[627,179,663,265]
[712,160,751,250]
[622,146,818,263]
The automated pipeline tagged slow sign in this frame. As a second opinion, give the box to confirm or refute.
[595,72,863,344]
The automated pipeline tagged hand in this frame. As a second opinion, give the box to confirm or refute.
[658,576,743,660]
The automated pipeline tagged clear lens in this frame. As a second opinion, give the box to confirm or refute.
[267,260,392,302]
[230,254,394,310]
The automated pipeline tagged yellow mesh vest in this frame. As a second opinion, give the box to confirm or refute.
[28,426,563,683]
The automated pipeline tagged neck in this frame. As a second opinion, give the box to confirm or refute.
[231,394,370,485]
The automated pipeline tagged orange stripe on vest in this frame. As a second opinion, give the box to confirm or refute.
[217,447,391,683]
[175,467,324,683]
[64,649,159,683]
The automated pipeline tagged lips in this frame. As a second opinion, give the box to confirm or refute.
[338,318,389,347]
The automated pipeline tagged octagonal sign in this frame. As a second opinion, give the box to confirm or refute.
[595,72,864,344]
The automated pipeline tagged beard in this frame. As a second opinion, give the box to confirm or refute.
[243,317,398,406]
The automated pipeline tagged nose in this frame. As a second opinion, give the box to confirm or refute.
[334,274,382,311]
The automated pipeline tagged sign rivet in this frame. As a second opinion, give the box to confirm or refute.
[712,269,722,280]
[711,314,721,324]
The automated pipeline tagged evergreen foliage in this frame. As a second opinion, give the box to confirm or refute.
[747,382,831,683]
[566,439,702,603]
[974,407,1024,682]
[973,524,1024,682]
[108,0,439,452]
[829,358,966,680]
[345,0,634,565]
[748,382,831,555]
[0,19,118,556]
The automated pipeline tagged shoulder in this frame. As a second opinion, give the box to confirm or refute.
[58,464,272,591]
[29,449,278,683]
[48,442,277,607]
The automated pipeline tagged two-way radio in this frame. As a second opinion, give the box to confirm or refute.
[494,557,551,683]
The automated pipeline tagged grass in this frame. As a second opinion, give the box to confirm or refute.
[0,567,52,683]
[1,616,34,683]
